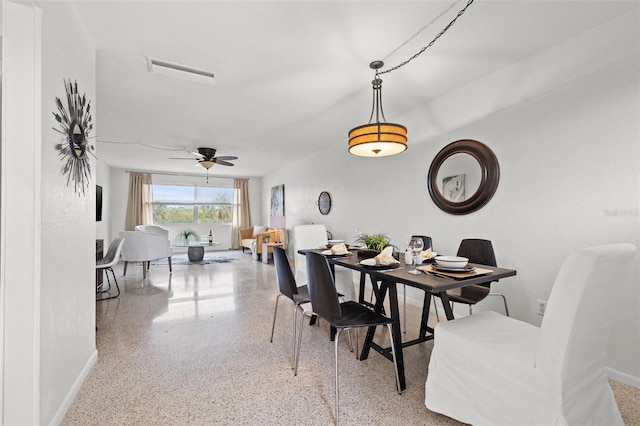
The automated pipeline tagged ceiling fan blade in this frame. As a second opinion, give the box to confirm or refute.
[213,159,235,166]
[190,151,205,158]
[213,156,238,161]
[169,157,199,160]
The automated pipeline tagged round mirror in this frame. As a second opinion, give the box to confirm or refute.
[427,139,499,215]
[70,121,86,159]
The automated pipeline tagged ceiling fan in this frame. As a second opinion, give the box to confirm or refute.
[170,147,238,181]
[171,147,238,169]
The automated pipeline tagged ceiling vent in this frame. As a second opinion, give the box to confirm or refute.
[146,57,215,85]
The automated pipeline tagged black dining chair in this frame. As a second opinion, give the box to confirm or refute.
[436,238,509,317]
[296,251,401,425]
[270,246,312,368]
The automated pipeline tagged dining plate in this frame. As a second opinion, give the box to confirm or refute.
[323,253,351,258]
[359,262,400,270]
[432,264,476,273]
[328,239,345,245]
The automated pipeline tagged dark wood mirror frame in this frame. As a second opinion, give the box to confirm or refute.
[318,191,331,215]
[427,139,500,215]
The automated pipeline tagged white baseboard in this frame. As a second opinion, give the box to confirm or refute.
[49,349,98,426]
[606,367,640,389]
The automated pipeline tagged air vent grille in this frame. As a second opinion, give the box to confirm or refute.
[146,57,214,85]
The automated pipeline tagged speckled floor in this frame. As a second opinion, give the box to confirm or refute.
[63,251,639,425]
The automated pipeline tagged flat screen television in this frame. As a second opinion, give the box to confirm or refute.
[96,185,103,222]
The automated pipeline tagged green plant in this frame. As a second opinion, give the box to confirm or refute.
[176,228,200,244]
[365,234,389,252]
[354,232,390,253]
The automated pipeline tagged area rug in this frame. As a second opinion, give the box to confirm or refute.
[151,254,234,266]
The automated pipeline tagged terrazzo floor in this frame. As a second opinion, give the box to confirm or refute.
[63,250,640,425]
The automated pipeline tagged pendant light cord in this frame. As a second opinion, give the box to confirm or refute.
[381,0,466,62]
[377,0,475,77]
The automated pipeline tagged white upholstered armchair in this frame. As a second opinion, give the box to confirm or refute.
[425,244,636,425]
[120,226,173,278]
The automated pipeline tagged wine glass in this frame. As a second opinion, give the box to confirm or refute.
[407,237,424,274]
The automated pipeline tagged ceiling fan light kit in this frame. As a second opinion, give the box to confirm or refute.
[199,160,215,169]
[170,147,238,182]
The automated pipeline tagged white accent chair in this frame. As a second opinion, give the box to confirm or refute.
[120,226,173,278]
[292,224,356,301]
[135,225,170,236]
[425,244,636,426]
[96,237,125,300]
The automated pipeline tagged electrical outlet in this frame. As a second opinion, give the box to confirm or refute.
[536,299,547,316]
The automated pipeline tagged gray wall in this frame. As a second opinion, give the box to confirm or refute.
[261,10,640,384]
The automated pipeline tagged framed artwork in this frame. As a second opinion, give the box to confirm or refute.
[270,184,285,216]
[318,191,331,215]
[442,174,465,202]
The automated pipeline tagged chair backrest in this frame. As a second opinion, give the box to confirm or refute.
[119,231,171,261]
[536,244,636,383]
[412,235,433,250]
[135,225,169,237]
[272,246,299,299]
[456,239,497,266]
[292,224,328,284]
[456,239,497,289]
[305,251,341,322]
[100,237,125,268]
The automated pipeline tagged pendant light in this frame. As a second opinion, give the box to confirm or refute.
[348,61,407,157]
[347,0,475,158]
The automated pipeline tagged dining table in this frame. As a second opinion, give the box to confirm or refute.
[298,248,517,392]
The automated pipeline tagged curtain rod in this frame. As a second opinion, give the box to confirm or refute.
[123,169,252,180]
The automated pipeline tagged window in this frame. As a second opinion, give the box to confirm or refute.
[151,184,233,225]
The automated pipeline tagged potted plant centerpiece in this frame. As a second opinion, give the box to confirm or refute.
[176,228,200,245]
[353,232,391,259]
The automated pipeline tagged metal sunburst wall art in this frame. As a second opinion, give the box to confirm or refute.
[53,79,96,195]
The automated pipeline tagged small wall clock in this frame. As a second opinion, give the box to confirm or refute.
[318,191,331,215]
[53,79,95,195]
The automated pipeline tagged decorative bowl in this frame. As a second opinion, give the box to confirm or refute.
[434,256,469,269]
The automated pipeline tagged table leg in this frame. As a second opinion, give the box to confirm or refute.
[360,283,388,361]
[358,272,366,304]
[385,281,406,392]
[359,274,385,314]
[418,291,432,338]
[438,291,455,320]
[360,280,406,392]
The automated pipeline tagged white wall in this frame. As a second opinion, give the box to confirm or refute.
[1,2,42,423]
[38,2,97,424]
[262,11,640,384]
